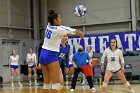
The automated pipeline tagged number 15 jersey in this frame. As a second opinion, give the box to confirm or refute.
[42,23,76,52]
[101,48,124,72]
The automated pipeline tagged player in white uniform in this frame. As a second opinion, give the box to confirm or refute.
[39,10,84,91]
[9,49,22,87]
[101,39,135,93]
[26,47,38,86]
[82,46,93,85]
[65,52,74,86]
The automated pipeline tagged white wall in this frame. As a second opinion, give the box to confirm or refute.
[47,0,132,33]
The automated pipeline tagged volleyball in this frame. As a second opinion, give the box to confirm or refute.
[74,5,86,17]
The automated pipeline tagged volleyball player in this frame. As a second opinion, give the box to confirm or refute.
[9,49,22,87]
[26,47,38,86]
[39,10,84,90]
[58,35,70,85]
[101,39,135,93]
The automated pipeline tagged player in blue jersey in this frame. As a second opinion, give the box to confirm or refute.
[58,35,70,84]
[39,10,84,91]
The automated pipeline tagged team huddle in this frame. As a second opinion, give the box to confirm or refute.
[9,10,135,93]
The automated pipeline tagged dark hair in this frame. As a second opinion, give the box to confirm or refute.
[29,47,33,50]
[48,10,59,25]
[110,38,118,50]
[11,49,16,56]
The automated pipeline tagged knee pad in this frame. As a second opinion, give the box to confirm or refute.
[28,74,32,77]
[34,74,37,77]
[124,81,130,87]
[102,82,108,87]
[51,83,60,90]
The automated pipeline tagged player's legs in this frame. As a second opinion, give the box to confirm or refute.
[10,68,15,87]
[65,68,70,85]
[59,68,64,84]
[69,66,74,77]
[33,66,38,85]
[41,64,51,89]
[102,70,112,92]
[116,70,135,92]
[28,68,32,85]
[47,61,61,90]
[65,66,74,85]
[15,68,22,86]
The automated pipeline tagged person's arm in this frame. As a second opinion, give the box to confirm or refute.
[34,54,38,67]
[9,56,11,67]
[72,54,77,68]
[26,54,30,64]
[72,61,77,68]
[101,50,107,71]
[119,50,125,71]
[58,26,84,38]
[87,52,92,66]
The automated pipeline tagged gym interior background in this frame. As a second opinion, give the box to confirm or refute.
[0,0,140,83]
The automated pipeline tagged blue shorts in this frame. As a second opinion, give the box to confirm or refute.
[28,65,35,68]
[10,65,19,69]
[68,64,73,68]
[39,48,58,66]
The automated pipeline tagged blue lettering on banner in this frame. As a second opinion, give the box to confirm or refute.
[68,31,140,53]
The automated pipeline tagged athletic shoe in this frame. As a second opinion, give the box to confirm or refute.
[130,89,135,93]
[91,87,96,91]
[70,88,75,92]
[11,83,14,88]
[19,83,23,87]
[35,83,39,86]
[81,81,85,85]
[29,81,32,86]
[65,81,68,86]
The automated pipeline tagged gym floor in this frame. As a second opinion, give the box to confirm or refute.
[0,83,139,93]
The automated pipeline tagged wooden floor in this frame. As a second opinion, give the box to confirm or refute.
[0,84,139,93]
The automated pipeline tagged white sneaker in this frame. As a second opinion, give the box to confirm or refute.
[11,83,14,88]
[81,81,85,85]
[29,81,32,86]
[130,89,135,93]
[19,82,23,87]
[65,81,68,86]
[91,87,96,91]
[35,83,39,86]
[70,89,75,92]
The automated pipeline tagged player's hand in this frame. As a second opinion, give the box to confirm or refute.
[73,64,77,68]
[65,68,69,74]
[89,64,92,67]
[121,68,125,72]
[101,65,104,71]
[75,30,84,39]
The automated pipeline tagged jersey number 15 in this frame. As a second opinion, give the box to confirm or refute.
[45,29,52,39]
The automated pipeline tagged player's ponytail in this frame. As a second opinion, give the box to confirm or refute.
[48,10,59,25]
